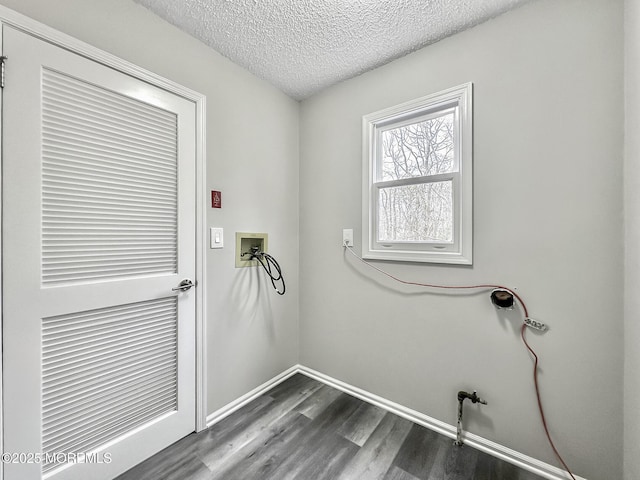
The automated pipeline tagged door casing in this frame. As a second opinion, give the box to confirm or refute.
[0,5,208,479]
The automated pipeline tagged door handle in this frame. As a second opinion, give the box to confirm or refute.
[172,279,195,292]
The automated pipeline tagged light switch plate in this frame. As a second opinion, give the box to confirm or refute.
[210,227,224,249]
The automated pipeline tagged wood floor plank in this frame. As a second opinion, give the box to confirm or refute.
[295,383,343,419]
[143,455,211,480]
[474,451,548,480]
[116,374,548,480]
[392,423,448,480]
[204,394,274,442]
[114,432,204,480]
[336,400,387,446]
[336,412,413,480]
[263,393,363,479]
[442,443,480,480]
[207,410,311,480]
[199,377,322,472]
[412,432,459,479]
[274,433,359,480]
[383,465,422,480]
[268,373,316,400]
[115,437,209,480]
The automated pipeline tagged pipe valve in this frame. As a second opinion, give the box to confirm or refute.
[455,389,487,446]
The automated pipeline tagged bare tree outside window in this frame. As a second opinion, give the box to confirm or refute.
[362,83,472,264]
[377,112,455,243]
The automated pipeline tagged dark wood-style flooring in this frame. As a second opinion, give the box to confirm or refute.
[116,374,544,480]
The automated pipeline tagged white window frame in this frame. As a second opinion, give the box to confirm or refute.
[362,83,473,264]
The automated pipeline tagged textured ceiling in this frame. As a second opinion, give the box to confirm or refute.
[134,0,533,100]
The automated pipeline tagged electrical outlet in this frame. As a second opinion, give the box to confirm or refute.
[524,318,547,332]
[342,229,354,247]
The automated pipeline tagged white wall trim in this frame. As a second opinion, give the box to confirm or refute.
[297,366,586,480]
[194,89,208,433]
[0,22,4,480]
[0,6,204,104]
[361,82,473,265]
[206,366,300,427]
[206,364,587,480]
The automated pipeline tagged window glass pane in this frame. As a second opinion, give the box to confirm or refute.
[380,112,455,181]
[377,181,453,243]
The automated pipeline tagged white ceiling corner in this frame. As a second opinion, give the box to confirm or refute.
[133,0,534,100]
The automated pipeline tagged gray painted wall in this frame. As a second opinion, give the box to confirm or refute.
[299,1,623,479]
[625,1,640,479]
[0,0,300,414]
[0,0,630,478]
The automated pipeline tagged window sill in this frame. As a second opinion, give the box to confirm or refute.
[362,248,472,265]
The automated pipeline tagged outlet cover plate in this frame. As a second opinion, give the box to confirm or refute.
[343,229,354,247]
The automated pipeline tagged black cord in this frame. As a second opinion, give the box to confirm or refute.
[250,251,286,295]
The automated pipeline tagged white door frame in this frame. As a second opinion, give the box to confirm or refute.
[0,5,208,478]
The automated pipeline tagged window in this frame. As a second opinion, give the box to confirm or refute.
[362,83,473,264]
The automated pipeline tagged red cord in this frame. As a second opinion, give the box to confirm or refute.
[344,245,529,315]
[345,245,576,479]
[520,324,577,480]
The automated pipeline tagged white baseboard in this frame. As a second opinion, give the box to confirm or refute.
[206,364,586,480]
[205,365,299,427]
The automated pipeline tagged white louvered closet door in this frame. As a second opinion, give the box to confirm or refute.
[2,26,197,480]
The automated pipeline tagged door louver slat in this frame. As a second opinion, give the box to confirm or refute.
[41,297,178,474]
[42,68,178,285]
